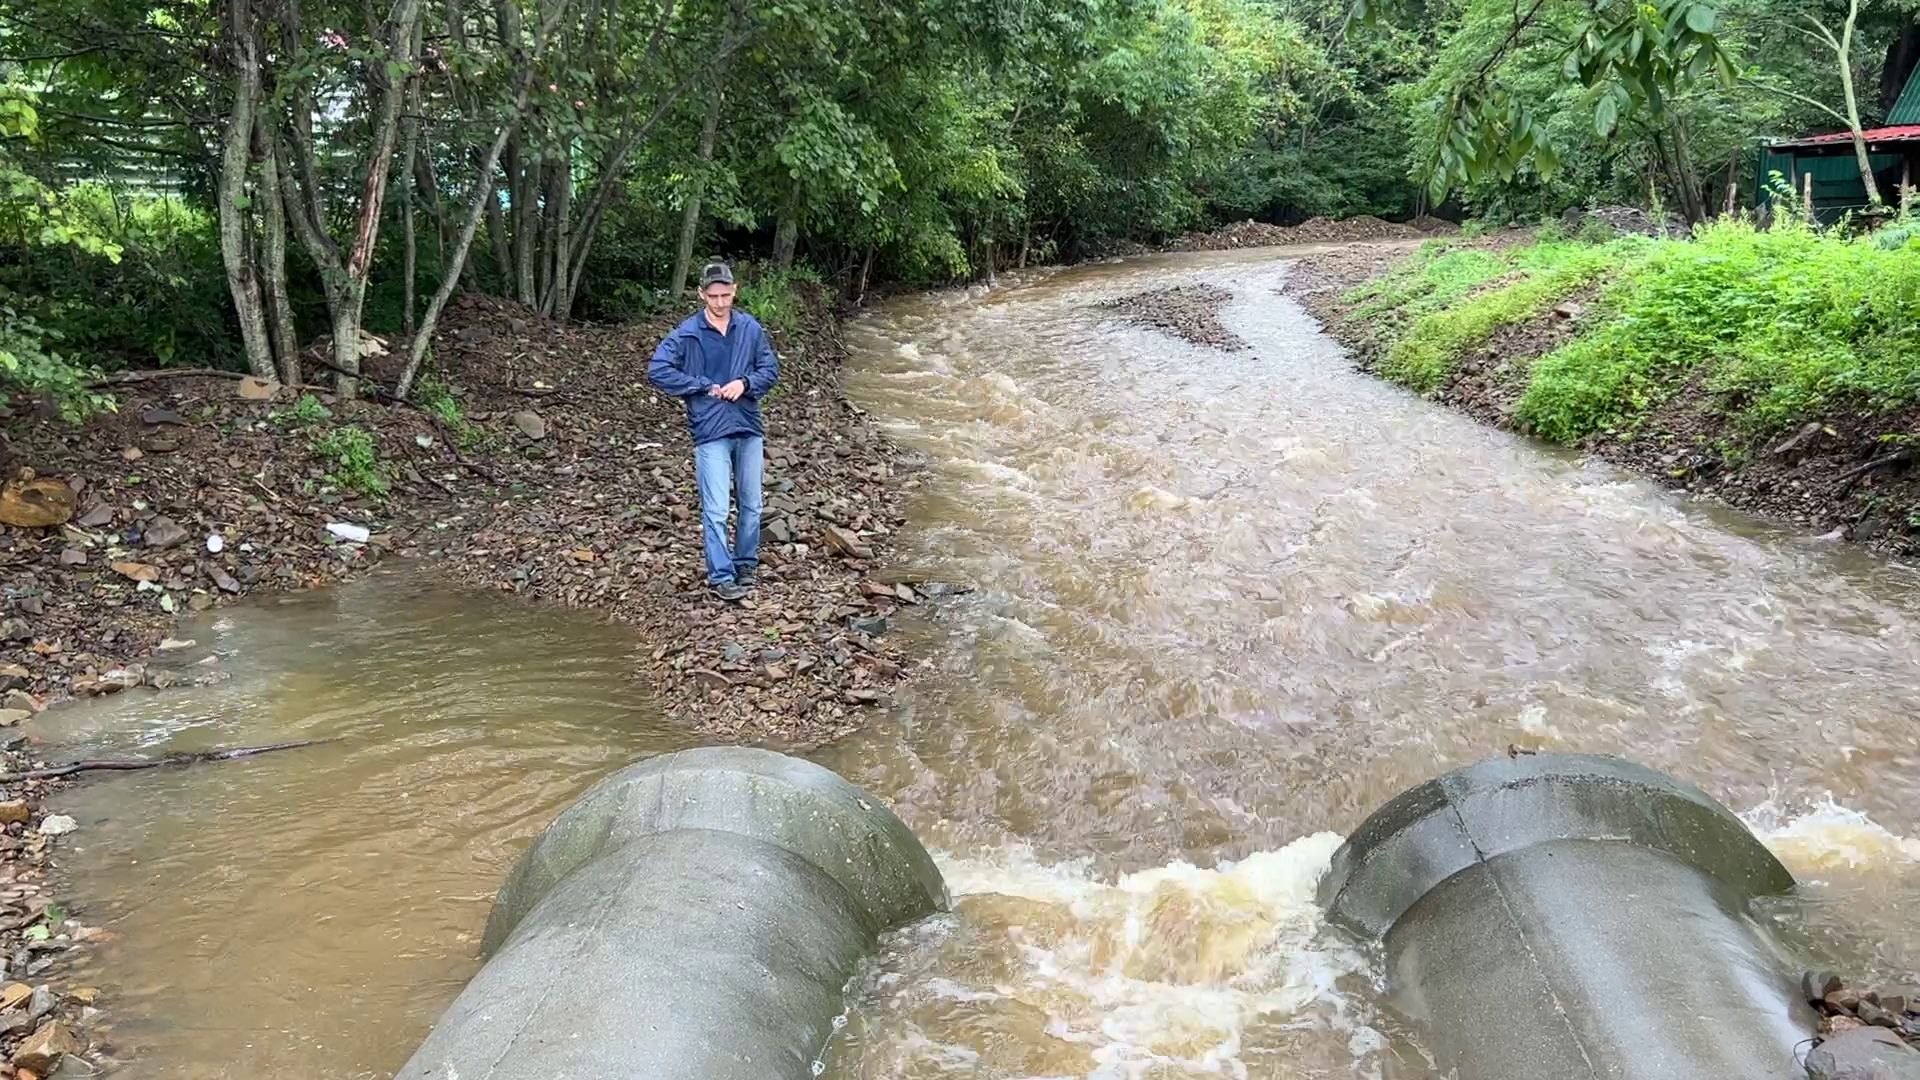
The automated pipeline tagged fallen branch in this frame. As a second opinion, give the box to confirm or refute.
[1836,447,1914,493]
[0,738,329,782]
[95,367,247,385]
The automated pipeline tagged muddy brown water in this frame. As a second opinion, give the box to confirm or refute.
[42,246,1920,1078]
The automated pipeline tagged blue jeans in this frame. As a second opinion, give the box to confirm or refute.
[693,435,764,585]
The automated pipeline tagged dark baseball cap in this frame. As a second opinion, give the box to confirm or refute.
[699,262,734,288]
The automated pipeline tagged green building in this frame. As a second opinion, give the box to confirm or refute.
[1757,67,1920,222]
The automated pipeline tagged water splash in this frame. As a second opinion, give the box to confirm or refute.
[853,832,1366,1079]
[1741,797,1920,871]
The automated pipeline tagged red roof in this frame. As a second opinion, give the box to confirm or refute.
[1769,124,1920,150]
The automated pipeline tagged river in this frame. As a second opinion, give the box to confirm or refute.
[41,246,1920,1078]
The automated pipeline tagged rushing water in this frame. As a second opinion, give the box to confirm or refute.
[42,246,1920,1078]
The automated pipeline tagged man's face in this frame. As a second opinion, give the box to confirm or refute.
[702,283,735,317]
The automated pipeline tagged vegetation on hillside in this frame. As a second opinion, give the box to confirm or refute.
[1338,220,1920,445]
[0,0,1917,419]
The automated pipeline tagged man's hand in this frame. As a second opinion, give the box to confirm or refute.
[717,379,747,402]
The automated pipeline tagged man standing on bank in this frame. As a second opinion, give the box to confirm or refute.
[647,261,779,601]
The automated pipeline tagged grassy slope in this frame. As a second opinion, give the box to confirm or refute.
[1311,221,1920,551]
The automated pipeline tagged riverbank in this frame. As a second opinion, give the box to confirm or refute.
[0,284,926,749]
[1284,223,1920,557]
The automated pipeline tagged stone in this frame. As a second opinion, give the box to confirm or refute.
[0,664,29,691]
[847,615,890,637]
[11,1020,79,1074]
[1859,1001,1901,1028]
[822,524,874,560]
[35,816,75,837]
[721,642,748,664]
[75,503,114,528]
[509,317,528,335]
[0,984,28,1011]
[139,407,184,425]
[1806,1027,1920,1080]
[26,986,51,1022]
[691,669,732,691]
[209,566,242,594]
[56,548,85,566]
[0,711,29,728]
[1,691,30,713]
[0,478,75,528]
[119,446,143,462]
[1808,971,1846,1005]
[236,376,279,400]
[0,620,29,643]
[111,561,159,582]
[512,411,548,440]
[0,802,28,826]
[143,516,190,549]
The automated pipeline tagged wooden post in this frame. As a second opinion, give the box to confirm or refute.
[1903,157,1912,214]
[1803,168,1816,225]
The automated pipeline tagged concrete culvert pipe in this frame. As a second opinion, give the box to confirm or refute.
[1318,753,1816,1080]
[395,746,949,1080]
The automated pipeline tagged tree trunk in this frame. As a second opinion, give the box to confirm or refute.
[771,179,801,273]
[512,146,537,305]
[216,2,276,379]
[1838,0,1886,207]
[1667,119,1707,226]
[401,103,420,339]
[274,0,425,399]
[487,187,511,283]
[671,86,725,295]
[396,34,555,398]
[257,124,299,386]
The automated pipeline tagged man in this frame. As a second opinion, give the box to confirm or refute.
[647,261,780,601]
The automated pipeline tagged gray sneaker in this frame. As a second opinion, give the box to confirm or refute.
[734,565,757,588]
[710,581,749,602]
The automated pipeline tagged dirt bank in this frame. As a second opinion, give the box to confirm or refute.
[1285,242,1920,557]
[0,286,925,746]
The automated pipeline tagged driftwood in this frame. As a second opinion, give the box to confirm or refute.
[1836,447,1915,493]
[0,739,329,783]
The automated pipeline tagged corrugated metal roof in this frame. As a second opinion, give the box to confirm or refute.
[1892,64,1920,124]
[1768,124,1920,149]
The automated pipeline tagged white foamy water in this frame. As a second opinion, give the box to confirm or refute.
[1742,797,1920,872]
[832,833,1371,1079]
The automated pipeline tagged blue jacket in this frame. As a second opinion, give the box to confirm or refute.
[647,310,780,445]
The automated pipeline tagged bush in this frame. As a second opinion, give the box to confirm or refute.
[1517,221,1920,441]
[0,309,113,420]
[312,425,389,497]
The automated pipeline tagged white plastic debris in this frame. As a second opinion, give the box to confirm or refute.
[325,522,372,544]
[38,815,77,836]
[206,533,225,554]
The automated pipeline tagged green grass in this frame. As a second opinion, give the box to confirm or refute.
[1345,236,1646,393]
[1518,220,1920,442]
[1344,220,1920,445]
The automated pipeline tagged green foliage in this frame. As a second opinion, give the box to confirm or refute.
[312,425,390,498]
[272,394,335,426]
[1358,238,1637,390]
[412,372,483,449]
[736,265,822,338]
[1519,221,1920,440]
[0,309,113,421]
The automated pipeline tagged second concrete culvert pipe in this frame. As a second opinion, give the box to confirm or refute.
[1318,752,1818,1080]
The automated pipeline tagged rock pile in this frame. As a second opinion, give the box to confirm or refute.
[1804,971,1920,1079]
[1103,285,1247,350]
